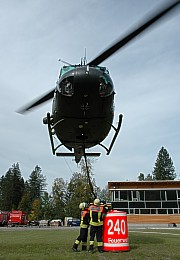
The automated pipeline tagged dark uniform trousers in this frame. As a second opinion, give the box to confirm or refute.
[74,227,88,250]
[73,209,90,251]
[88,204,105,252]
[89,225,103,247]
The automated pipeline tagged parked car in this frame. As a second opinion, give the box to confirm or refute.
[50,219,63,227]
[67,218,80,227]
[28,220,39,227]
[39,220,50,227]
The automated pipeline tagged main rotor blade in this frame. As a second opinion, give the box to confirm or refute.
[88,1,180,66]
[17,89,54,114]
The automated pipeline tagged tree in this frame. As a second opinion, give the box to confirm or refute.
[98,186,110,202]
[51,178,67,219]
[145,173,153,181]
[41,192,54,220]
[0,163,24,210]
[27,165,47,202]
[65,171,96,218]
[18,191,32,213]
[138,173,145,181]
[152,147,176,180]
[137,172,153,181]
[30,198,42,220]
[79,158,99,199]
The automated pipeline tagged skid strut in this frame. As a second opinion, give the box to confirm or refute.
[99,114,123,155]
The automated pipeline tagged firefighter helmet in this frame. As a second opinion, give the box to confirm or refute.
[94,198,100,206]
[79,202,88,210]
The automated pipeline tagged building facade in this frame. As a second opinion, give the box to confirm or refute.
[108,181,180,224]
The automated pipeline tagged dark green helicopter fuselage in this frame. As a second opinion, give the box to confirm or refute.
[52,65,115,152]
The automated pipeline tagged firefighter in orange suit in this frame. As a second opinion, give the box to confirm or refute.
[72,202,90,252]
[88,198,108,253]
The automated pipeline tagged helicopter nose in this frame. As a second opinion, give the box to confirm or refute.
[74,67,100,92]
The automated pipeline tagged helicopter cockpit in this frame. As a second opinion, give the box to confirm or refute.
[58,76,74,96]
[99,75,114,97]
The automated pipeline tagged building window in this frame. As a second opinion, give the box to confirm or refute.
[120,190,128,200]
[139,190,144,201]
[115,190,119,201]
[177,190,180,199]
[129,208,134,214]
[146,202,161,208]
[162,201,178,208]
[174,209,178,214]
[145,190,160,201]
[168,209,173,214]
[132,191,140,201]
[128,190,132,201]
[135,209,139,214]
[150,209,157,214]
[166,190,177,200]
[160,190,166,201]
[140,209,150,214]
[158,209,167,214]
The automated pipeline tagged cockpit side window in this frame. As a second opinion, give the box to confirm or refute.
[99,76,113,97]
[59,76,74,96]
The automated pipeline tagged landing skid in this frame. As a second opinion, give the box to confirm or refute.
[56,152,101,157]
[99,113,123,155]
[44,112,123,157]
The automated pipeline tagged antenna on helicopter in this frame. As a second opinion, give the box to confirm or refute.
[58,59,73,66]
[80,48,87,65]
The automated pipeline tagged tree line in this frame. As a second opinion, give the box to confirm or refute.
[0,160,109,220]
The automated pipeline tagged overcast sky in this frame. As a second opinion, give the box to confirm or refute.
[0,0,180,192]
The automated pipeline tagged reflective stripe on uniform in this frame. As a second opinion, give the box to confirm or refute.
[90,221,103,226]
[89,241,94,245]
[80,223,88,228]
[97,242,103,246]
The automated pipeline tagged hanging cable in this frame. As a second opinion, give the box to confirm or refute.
[83,151,96,199]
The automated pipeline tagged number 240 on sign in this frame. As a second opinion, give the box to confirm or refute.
[107,219,126,235]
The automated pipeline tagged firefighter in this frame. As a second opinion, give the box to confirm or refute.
[72,202,90,252]
[88,198,108,253]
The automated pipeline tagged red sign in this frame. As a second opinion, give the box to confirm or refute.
[103,210,130,251]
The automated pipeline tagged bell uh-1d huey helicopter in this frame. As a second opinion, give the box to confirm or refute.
[18,1,180,164]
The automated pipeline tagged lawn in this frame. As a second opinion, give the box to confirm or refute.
[0,227,179,259]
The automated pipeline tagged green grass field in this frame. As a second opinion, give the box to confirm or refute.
[0,227,179,260]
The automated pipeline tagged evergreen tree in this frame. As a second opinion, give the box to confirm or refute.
[137,172,153,181]
[0,176,3,209]
[0,163,24,210]
[138,173,145,181]
[27,165,47,202]
[145,173,153,181]
[152,147,176,180]
[11,163,25,208]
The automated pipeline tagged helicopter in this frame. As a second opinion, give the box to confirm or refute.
[18,1,180,164]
